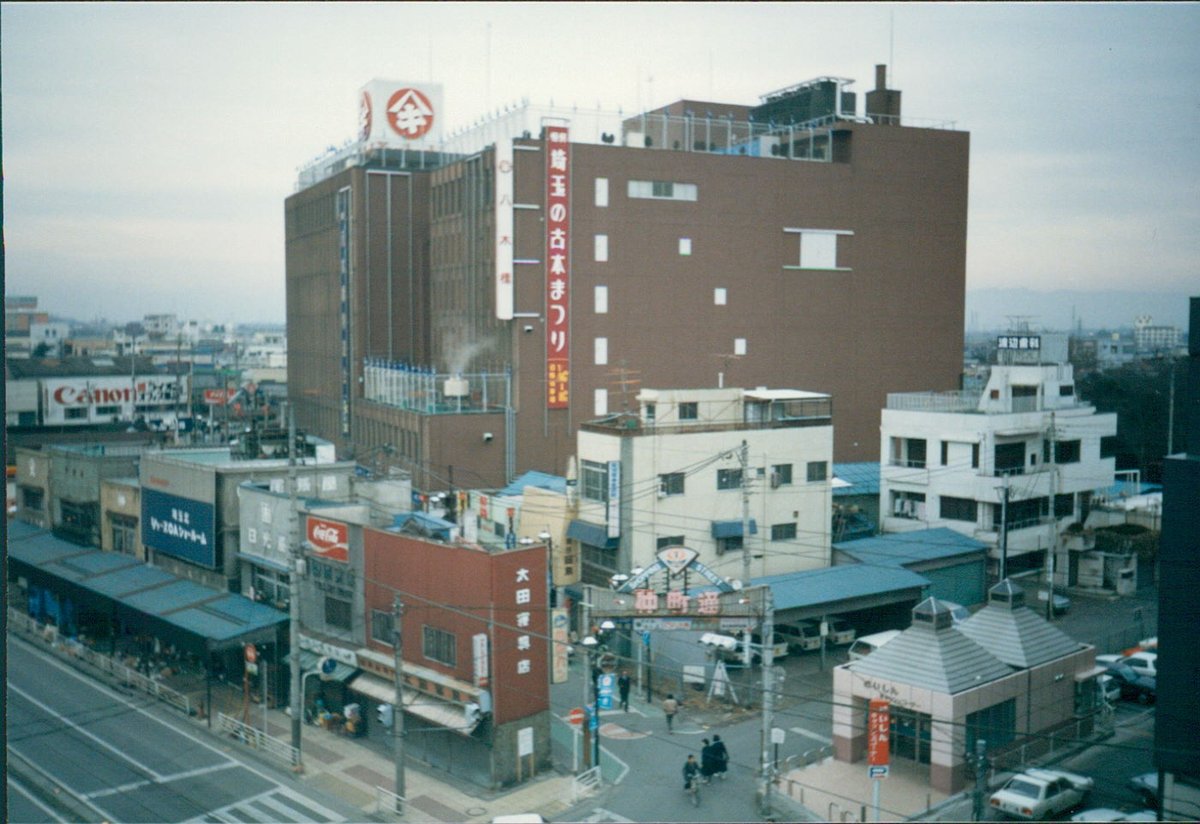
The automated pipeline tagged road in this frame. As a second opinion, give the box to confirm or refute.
[6,637,359,824]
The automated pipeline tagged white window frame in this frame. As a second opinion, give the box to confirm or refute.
[595,177,609,208]
[627,180,698,201]
[679,238,692,256]
[594,234,609,262]
[594,388,609,416]
[783,227,854,271]
[734,338,747,356]
[594,337,608,365]
[714,287,727,306]
[594,285,608,314]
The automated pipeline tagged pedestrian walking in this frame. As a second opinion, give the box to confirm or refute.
[700,738,715,783]
[617,669,631,712]
[662,693,679,732]
[711,734,729,779]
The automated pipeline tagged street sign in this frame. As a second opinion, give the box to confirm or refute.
[868,765,889,779]
[597,673,615,710]
[588,704,599,731]
[868,698,890,770]
[567,707,585,726]
[771,727,786,745]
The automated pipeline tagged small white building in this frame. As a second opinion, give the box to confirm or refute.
[570,386,834,587]
[879,334,1117,585]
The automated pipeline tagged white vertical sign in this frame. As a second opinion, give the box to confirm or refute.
[606,460,621,539]
[473,632,490,687]
[495,138,515,319]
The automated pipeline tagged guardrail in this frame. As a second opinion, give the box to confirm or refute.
[217,712,302,769]
[8,608,192,717]
[374,785,407,818]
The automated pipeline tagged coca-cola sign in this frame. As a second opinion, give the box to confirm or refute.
[306,516,349,563]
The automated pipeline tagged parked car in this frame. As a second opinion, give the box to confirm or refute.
[1097,674,1121,704]
[1097,651,1157,679]
[989,768,1093,820]
[825,618,856,645]
[847,630,901,662]
[1127,772,1159,810]
[777,621,822,653]
[1099,662,1156,703]
[1036,589,1072,614]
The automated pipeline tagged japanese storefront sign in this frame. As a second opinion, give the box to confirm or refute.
[513,565,533,676]
[996,335,1040,350]
[868,698,890,770]
[545,124,570,409]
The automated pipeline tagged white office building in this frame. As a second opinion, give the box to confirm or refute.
[570,386,834,587]
[879,334,1117,585]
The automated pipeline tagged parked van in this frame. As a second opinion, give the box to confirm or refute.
[847,630,901,661]
[749,631,789,664]
[777,621,822,653]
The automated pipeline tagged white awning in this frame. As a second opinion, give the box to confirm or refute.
[347,673,472,735]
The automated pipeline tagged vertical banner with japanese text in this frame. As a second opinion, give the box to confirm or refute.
[545,125,571,408]
[495,138,515,320]
[868,698,890,774]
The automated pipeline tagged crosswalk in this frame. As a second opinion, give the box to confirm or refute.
[189,787,348,823]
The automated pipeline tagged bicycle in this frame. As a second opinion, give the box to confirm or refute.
[684,777,701,807]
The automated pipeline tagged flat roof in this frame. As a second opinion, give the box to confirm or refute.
[754,564,929,612]
[834,528,988,567]
[743,389,831,401]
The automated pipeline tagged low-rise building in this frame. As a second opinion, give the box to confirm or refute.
[879,334,1117,585]
[571,386,834,589]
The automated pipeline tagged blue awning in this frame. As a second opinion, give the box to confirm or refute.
[567,519,618,549]
[711,519,758,539]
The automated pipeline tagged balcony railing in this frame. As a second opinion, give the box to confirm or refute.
[886,390,982,413]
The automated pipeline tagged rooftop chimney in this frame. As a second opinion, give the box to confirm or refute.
[866,63,902,125]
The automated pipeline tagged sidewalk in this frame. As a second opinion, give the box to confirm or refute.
[200,681,580,823]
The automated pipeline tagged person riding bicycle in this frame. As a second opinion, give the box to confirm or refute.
[682,753,701,791]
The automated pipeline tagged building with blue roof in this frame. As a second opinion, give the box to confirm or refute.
[833,527,988,607]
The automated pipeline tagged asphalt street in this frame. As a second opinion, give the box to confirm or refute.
[6,637,362,824]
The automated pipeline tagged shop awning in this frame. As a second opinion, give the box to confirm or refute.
[567,519,618,549]
[347,673,472,735]
[711,519,758,539]
[299,650,357,682]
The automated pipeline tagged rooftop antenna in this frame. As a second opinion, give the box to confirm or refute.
[1005,315,1037,333]
[889,10,895,84]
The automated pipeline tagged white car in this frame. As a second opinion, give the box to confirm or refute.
[1070,809,1157,822]
[989,768,1093,820]
[1097,651,1157,679]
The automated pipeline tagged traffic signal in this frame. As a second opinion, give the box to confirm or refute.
[377,702,393,728]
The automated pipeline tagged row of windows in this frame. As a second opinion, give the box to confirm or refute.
[892,492,1077,525]
[591,284,730,315]
[369,612,458,668]
[592,336,744,368]
[593,233,692,262]
[580,460,827,504]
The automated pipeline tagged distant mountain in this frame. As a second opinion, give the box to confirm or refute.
[965,288,1193,333]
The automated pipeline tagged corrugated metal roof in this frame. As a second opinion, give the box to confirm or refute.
[957,602,1083,668]
[5,356,158,378]
[754,565,929,611]
[847,616,1014,693]
[498,470,567,498]
[832,462,880,496]
[834,528,989,567]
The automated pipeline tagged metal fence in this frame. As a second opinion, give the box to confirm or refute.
[8,608,192,717]
[574,765,602,801]
[217,712,302,769]
[373,786,407,819]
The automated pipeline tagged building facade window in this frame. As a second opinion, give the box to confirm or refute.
[1005,496,1048,530]
[807,461,828,482]
[891,490,926,519]
[594,177,609,207]
[628,180,698,201]
[581,460,609,502]
[110,513,138,555]
[371,609,395,645]
[891,437,927,468]
[325,596,352,630]
[771,522,797,541]
[771,463,793,486]
[783,227,853,271]
[659,472,685,496]
[994,442,1026,476]
[717,468,743,490]
[734,338,747,355]
[595,285,608,314]
[656,535,686,549]
[716,536,742,556]
[1044,439,1081,464]
[940,496,978,522]
[594,337,608,365]
[679,238,692,255]
[594,388,608,416]
[422,626,457,667]
[594,234,609,262]
[965,698,1016,754]
[1054,493,1075,519]
[714,287,727,305]
[678,402,698,420]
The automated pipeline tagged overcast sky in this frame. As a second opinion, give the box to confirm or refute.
[3,2,1198,327]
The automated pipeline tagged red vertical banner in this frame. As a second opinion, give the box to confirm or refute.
[545,125,570,409]
[868,698,890,769]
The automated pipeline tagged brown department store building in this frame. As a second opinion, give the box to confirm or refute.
[285,68,969,489]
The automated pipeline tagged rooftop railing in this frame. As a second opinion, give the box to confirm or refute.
[886,390,982,413]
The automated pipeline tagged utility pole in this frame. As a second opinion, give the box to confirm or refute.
[287,407,304,764]
[999,478,1010,581]
[971,739,988,821]
[740,440,752,585]
[392,594,406,813]
[1046,411,1058,621]
[759,588,775,818]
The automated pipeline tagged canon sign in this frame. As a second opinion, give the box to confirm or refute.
[306,516,349,563]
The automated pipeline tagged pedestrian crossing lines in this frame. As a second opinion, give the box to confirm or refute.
[191,787,348,823]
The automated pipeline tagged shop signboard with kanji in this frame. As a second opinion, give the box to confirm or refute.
[545,124,570,409]
[868,698,890,776]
